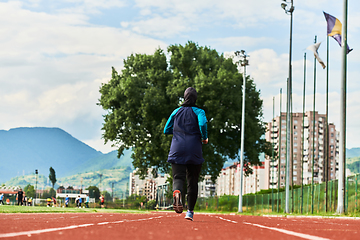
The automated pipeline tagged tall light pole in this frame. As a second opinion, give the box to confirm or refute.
[35,169,38,206]
[235,50,249,213]
[281,0,294,214]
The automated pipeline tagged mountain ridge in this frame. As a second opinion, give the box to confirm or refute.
[0,127,132,183]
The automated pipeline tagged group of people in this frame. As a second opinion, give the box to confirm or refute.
[64,194,90,208]
[16,189,33,206]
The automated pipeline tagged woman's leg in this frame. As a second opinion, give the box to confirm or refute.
[186,164,202,211]
[172,163,186,192]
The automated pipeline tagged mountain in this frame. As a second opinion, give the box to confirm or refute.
[346,148,360,159]
[346,156,360,174]
[0,127,133,183]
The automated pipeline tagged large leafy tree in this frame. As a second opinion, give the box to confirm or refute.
[49,167,57,189]
[99,42,271,180]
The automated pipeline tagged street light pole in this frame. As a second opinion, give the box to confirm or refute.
[35,169,38,206]
[281,0,294,214]
[235,50,249,213]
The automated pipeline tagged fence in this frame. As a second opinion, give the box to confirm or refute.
[194,174,360,214]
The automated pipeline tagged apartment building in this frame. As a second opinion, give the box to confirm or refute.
[129,168,169,200]
[265,111,338,189]
[129,168,215,199]
[216,162,266,196]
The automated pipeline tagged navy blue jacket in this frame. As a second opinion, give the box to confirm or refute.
[164,106,208,165]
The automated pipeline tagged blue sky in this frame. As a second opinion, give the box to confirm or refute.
[0,0,360,153]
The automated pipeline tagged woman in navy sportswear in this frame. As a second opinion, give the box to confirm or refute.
[164,87,208,221]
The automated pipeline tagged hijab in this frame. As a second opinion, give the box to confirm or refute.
[181,87,198,107]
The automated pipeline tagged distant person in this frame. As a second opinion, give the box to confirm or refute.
[65,195,69,207]
[78,196,82,208]
[164,87,208,221]
[52,197,57,207]
[0,193,4,205]
[75,196,79,207]
[100,195,105,208]
[28,197,32,206]
[6,198,10,205]
[85,194,90,208]
[23,195,27,206]
[46,198,52,207]
[17,189,24,206]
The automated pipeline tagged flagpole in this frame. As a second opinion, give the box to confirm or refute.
[278,88,282,213]
[272,96,275,212]
[301,52,306,214]
[325,35,329,213]
[337,0,348,214]
[311,35,317,214]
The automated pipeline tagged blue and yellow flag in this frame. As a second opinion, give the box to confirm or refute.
[323,11,352,54]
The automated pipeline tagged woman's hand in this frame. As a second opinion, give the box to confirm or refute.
[202,138,208,144]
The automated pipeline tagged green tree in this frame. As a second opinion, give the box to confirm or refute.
[87,186,100,201]
[102,191,112,202]
[99,41,271,180]
[43,188,56,198]
[24,184,35,198]
[49,167,57,189]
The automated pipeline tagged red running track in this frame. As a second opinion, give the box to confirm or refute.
[0,212,359,240]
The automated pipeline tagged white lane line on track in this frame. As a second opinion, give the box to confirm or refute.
[216,216,238,224]
[243,222,330,240]
[0,216,163,238]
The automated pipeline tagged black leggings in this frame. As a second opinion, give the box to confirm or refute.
[172,163,202,211]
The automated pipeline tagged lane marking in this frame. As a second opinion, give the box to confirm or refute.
[0,216,163,238]
[243,222,330,240]
[216,216,238,224]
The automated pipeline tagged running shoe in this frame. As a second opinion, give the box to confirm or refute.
[185,210,194,221]
[173,190,183,214]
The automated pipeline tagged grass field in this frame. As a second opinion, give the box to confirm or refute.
[0,205,148,214]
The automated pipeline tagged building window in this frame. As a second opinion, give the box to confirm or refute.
[294,120,298,124]
[293,177,297,181]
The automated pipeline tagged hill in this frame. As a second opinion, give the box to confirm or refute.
[346,148,360,159]
[0,127,133,183]
[5,167,132,197]
[347,156,360,174]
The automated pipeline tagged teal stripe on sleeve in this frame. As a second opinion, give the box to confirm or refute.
[192,107,208,140]
[164,107,181,134]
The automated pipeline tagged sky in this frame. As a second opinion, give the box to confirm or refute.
[1,0,360,154]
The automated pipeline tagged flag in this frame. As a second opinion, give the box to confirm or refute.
[323,11,352,54]
[307,42,326,69]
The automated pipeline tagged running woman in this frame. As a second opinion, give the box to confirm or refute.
[164,87,208,221]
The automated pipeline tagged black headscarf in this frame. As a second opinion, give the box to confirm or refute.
[181,87,198,107]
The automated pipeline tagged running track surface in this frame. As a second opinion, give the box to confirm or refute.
[0,212,359,240]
